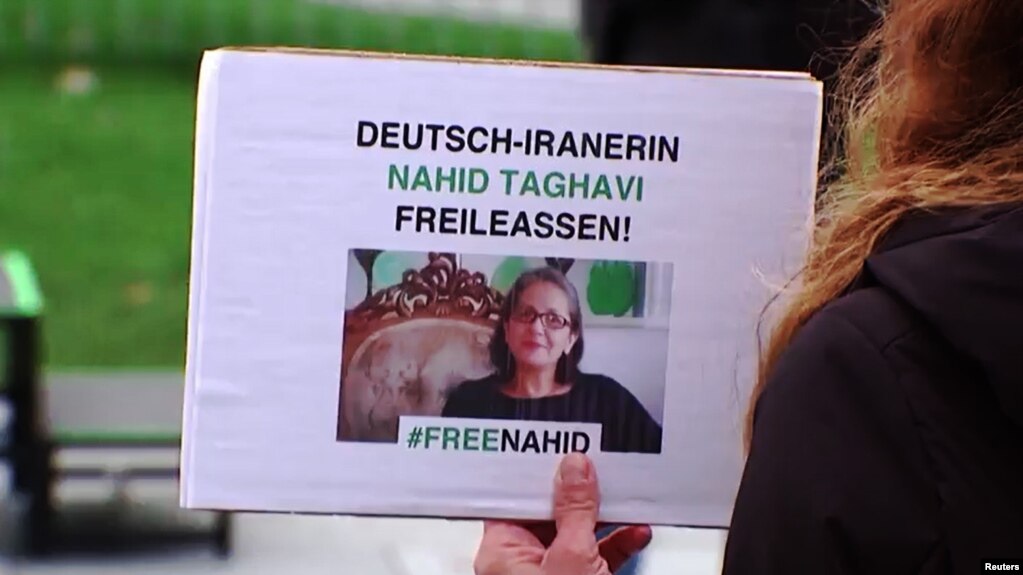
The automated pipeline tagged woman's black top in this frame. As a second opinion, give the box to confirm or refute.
[441,371,663,454]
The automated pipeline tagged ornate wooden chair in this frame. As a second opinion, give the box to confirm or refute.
[338,252,504,443]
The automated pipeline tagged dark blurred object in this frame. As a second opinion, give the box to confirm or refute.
[581,0,882,162]
[581,0,880,72]
[0,251,231,559]
[0,251,46,555]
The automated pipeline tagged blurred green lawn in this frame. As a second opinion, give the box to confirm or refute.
[2,66,205,367]
[0,1,582,368]
[1,0,581,64]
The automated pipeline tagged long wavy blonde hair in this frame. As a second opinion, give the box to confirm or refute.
[746,0,1023,449]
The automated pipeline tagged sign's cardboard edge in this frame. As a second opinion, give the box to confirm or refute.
[206,46,820,82]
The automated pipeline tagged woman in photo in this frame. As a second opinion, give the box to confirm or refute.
[441,266,663,454]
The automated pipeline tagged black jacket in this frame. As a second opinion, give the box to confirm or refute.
[723,204,1023,573]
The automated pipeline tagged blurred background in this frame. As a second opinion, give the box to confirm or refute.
[0,1,878,574]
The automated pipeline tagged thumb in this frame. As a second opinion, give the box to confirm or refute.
[552,453,599,533]
[544,454,607,574]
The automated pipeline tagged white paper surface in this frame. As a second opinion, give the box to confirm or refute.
[181,48,822,527]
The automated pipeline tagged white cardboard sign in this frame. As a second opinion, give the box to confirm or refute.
[180,48,821,527]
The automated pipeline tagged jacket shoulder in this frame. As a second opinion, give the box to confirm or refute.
[822,286,922,353]
[725,287,944,573]
[756,289,906,416]
[754,286,928,416]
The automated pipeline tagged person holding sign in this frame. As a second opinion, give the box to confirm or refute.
[473,0,1023,572]
[441,266,663,455]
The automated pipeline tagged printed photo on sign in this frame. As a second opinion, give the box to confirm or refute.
[336,249,672,454]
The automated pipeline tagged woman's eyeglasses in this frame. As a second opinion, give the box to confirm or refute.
[510,307,571,330]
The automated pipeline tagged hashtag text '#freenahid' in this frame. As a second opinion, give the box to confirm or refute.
[413,426,592,454]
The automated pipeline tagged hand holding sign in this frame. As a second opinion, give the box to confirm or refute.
[474,454,653,575]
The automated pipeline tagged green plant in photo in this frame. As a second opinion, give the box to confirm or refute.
[586,261,635,317]
[491,256,529,293]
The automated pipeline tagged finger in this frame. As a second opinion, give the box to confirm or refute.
[476,521,545,575]
[544,454,606,573]
[597,525,653,573]
[551,453,600,533]
[526,523,622,549]
[482,520,544,547]
[492,519,557,547]
[475,544,543,575]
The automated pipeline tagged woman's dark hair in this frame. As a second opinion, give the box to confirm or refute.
[490,266,585,385]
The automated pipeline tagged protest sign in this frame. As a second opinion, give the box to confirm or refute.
[180,48,822,526]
